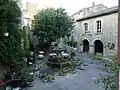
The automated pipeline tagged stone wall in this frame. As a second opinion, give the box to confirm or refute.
[76,12,118,56]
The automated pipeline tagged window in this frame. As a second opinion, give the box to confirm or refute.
[96,20,101,33]
[84,23,88,33]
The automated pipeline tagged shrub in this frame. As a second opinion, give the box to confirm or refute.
[92,56,102,60]
[96,74,116,90]
[42,75,55,82]
[96,55,119,90]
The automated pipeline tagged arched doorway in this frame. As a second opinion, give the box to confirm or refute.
[94,40,103,54]
[83,39,89,52]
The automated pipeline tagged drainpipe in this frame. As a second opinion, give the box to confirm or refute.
[117,0,120,90]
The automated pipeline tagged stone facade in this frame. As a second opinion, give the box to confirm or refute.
[22,2,39,27]
[76,6,118,56]
[70,4,107,44]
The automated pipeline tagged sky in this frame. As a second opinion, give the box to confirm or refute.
[23,0,118,15]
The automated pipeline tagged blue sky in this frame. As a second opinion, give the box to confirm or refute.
[23,0,118,15]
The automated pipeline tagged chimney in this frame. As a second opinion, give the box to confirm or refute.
[92,2,95,7]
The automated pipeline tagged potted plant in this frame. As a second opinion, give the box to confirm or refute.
[42,75,55,83]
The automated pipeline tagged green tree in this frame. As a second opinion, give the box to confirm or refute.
[0,0,31,81]
[32,7,73,47]
[21,26,30,56]
[0,0,23,64]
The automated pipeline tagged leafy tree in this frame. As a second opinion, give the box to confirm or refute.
[0,0,23,64]
[21,26,30,56]
[0,0,31,81]
[32,7,73,47]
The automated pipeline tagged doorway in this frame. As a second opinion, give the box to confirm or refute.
[94,40,103,54]
[83,39,89,52]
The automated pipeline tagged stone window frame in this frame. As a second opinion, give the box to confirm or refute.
[94,18,103,34]
[82,21,89,34]
[96,20,102,33]
[84,23,88,33]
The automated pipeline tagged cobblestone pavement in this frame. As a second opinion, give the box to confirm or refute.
[25,49,111,90]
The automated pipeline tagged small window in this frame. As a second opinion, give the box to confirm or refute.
[84,23,88,33]
[96,20,102,33]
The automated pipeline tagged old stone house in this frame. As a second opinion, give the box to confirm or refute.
[76,6,118,56]
[70,3,107,42]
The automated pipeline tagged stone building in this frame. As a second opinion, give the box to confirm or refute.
[22,2,40,50]
[70,3,107,44]
[22,2,39,27]
[76,6,118,56]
